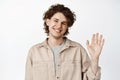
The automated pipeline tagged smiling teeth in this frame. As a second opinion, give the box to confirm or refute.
[55,30,61,33]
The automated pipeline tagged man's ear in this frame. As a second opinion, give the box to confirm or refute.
[45,19,50,26]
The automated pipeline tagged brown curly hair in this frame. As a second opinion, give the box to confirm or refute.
[43,4,76,36]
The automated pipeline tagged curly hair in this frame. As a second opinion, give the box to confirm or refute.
[43,4,76,36]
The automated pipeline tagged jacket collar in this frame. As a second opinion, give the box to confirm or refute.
[39,37,77,49]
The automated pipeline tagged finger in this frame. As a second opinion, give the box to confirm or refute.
[95,33,99,44]
[91,34,95,44]
[98,34,103,45]
[86,40,90,47]
[100,39,105,48]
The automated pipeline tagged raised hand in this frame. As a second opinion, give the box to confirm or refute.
[86,33,105,60]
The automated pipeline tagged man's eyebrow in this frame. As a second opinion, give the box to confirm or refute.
[53,18,67,23]
[53,18,58,20]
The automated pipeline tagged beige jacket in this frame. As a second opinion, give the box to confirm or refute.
[25,38,101,80]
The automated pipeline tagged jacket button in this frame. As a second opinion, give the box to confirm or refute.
[56,76,59,79]
[57,64,60,67]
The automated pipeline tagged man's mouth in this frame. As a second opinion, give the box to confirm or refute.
[54,29,62,33]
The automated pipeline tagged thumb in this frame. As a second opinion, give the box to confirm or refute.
[86,40,89,47]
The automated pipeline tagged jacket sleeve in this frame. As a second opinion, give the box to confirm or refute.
[25,48,33,80]
[81,47,101,80]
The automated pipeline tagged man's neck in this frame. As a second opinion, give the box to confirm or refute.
[48,36,65,47]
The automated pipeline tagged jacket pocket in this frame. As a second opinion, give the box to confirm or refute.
[61,60,81,80]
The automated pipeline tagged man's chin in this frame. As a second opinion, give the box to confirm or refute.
[49,33,64,39]
[53,35,63,39]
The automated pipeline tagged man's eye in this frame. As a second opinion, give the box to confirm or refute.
[62,23,67,26]
[54,20,58,22]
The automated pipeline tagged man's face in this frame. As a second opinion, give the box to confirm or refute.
[46,12,68,39]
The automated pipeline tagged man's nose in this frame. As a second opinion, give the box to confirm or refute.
[56,22,62,28]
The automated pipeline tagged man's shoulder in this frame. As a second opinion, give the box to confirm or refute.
[67,39,87,54]
[29,40,46,50]
[67,39,84,48]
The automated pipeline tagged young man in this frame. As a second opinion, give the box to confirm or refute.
[25,4,105,80]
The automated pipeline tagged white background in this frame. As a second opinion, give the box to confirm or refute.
[0,0,120,80]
